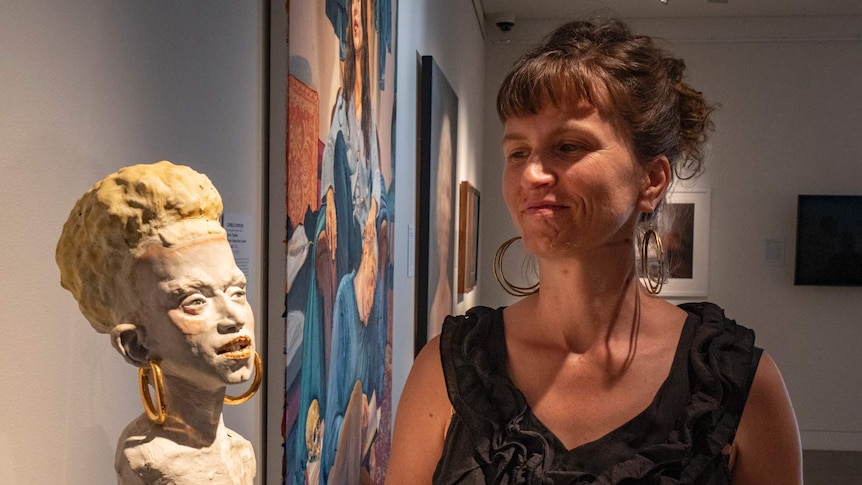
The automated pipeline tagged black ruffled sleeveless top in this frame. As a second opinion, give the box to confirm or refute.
[433,303,762,484]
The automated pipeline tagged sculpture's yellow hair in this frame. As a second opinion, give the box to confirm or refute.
[56,161,224,333]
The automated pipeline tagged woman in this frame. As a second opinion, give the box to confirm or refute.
[320,0,382,278]
[387,19,802,484]
[56,161,262,484]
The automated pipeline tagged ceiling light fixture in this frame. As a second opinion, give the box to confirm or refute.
[659,0,668,4]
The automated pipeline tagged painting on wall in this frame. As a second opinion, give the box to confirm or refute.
[415,55,458,355]
[458,181,480,294]
[657,189,711,297]
[281,0,397,483]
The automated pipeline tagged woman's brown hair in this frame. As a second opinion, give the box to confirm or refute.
[497,18,716,180]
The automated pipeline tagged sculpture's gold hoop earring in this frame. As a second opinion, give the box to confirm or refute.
[494,237,539,297]
[139,361,167,425]
[640,229,665,295]
[224,352,264,405]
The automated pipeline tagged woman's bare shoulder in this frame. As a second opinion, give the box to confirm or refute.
[732,351,802,484]
[397,334,450,423]
[386,335,452,484]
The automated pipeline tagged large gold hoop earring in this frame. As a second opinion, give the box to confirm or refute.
[224,352,264,405]
[494,237,539,297]
[139,361,167,425]
[640,229,665,295]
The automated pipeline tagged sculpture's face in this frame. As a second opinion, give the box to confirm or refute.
[351,0,363,52]
[133,234,256,388]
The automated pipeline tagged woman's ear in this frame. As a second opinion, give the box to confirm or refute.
[110,323,150,367]
[639,155,671,213]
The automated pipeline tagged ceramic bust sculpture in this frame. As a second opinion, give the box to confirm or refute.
[56,161,262,484]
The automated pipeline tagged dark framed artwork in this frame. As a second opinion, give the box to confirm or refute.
[458,181,480,294]
[415,55,458,355]
[279,0,398,483]
[794,194,862,286]
[656,189,711,297]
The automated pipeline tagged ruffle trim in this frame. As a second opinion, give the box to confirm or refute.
[439,303,759,484]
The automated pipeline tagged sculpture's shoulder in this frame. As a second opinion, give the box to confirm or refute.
[115,416,168,484]
[115,418,256,485]
[223,426,256,476]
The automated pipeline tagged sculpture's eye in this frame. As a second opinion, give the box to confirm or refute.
[181,294,208,313]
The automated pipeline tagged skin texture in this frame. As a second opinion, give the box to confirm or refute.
[386,103,802,484]
[501,102,653,258]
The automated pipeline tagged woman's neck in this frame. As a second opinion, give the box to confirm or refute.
[523,245,643,351]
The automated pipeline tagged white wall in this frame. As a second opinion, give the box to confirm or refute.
[389,0,487,417]
[0,1,267,483]
[0,0,486,481]
[479,15,862,451]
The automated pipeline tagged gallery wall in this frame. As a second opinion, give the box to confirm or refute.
[0,1,267,483]
[387,0,487,419]
[478,15,862,451]
[10,1,855,483]
[1,0,486,483]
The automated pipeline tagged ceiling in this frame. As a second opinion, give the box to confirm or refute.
[479,0,862,20]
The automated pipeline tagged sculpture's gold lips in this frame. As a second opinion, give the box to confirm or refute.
[217,335,252,359]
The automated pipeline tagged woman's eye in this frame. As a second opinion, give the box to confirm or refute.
[507,149,528,161]
[559,143,582,153]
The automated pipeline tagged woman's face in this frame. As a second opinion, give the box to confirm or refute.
[501,101,653,258]
[351,0,364,52]
[133,235,256,389]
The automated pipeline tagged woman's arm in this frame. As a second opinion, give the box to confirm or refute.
[385,335,452,484]
[732,351,803,484]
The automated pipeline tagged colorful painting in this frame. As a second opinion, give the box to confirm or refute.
[282,0,396,483]
[415,55,458,354]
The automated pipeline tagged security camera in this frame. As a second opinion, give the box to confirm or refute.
[493,13,516,32]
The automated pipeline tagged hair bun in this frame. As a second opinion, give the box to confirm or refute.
[664,57,686,84]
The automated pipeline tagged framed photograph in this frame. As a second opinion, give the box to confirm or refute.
[458,181,480,294]
[415,55,458,355]
[657,188,711,298]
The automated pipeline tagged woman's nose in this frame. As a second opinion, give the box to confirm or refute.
[522,154,555,187]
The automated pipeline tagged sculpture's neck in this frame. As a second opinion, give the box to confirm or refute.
[159,374,226,445]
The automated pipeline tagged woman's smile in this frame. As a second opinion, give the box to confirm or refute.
[523,199,569,216]
[502,102,647,256]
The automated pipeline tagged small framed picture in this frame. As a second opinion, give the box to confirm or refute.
[458,181,480,294]
[657,188,711,298]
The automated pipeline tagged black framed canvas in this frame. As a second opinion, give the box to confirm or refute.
[415,55,458,355]
[795,195,862,286]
